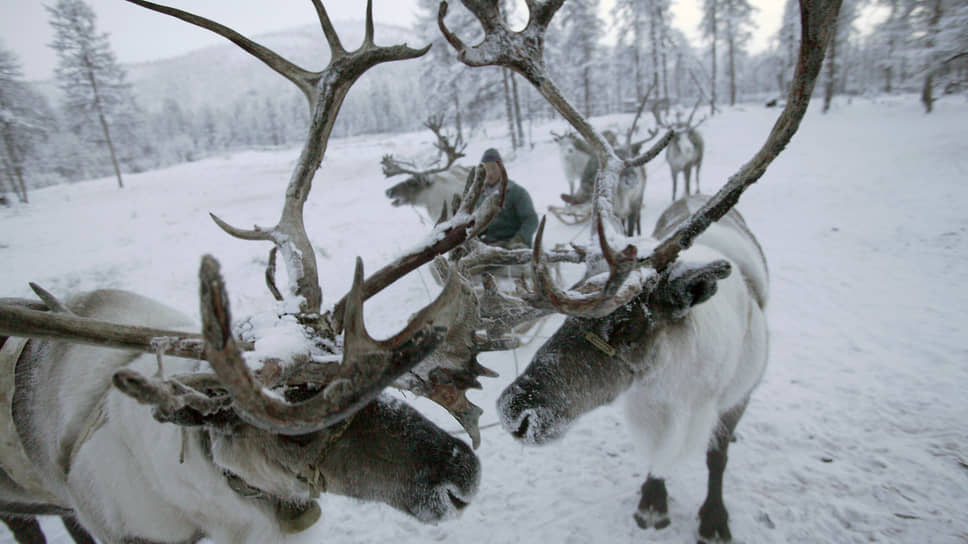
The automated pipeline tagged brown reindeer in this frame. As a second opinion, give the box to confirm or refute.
[437,0,841,543]
[0,1,522,542]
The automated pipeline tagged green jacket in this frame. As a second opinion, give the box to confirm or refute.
[480,181,538,248]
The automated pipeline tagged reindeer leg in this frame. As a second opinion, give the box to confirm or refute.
[61,516,95,544]
[634,474,671,531]
[684,168,692,197]
[698,398,749,544]
[670,169,678,201]
[1,516,46,544]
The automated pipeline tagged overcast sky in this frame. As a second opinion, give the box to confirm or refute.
[0,0,784,82]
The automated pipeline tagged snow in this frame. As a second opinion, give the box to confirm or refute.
[2,94,967,543]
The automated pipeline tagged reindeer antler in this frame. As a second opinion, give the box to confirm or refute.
[441,0,843,318]
[381,114,467,178]
[126,0,429,318]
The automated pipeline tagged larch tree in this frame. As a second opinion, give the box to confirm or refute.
[917,0,968,112]
[47,0,135,189]
[822,0,859,112]
[775,0,800,96]
[612,0,648,102]
[722,0,755,106]
[700,0,721,112]
[0,44,52,204]
[558,0,604,118]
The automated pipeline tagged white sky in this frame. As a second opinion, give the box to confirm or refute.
[0,0,783,82]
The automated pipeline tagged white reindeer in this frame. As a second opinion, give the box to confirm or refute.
[385,165,472,219]
[498,195,769,542]
[0,288,480,544]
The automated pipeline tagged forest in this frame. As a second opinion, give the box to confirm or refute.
[1,0,966,203]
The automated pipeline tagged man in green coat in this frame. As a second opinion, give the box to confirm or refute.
[477,148,538,249]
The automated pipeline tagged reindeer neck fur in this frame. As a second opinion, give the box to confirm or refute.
[666,130,703,170]
[622,243,768,475]
[555,136,590,193]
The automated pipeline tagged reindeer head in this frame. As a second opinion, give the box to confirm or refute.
[386,173,433,208]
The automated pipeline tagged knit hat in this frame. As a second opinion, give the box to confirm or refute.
[480,148,502,163]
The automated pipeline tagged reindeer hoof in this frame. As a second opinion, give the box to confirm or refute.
[634,509,670,530]
[697,500,731,543]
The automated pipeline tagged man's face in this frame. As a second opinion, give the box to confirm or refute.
[482,161,503,187]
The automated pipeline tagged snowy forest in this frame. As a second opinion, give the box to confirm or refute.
[1,0,967,203]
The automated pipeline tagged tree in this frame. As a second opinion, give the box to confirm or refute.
[613,0,648,102]
[822,0,859,112]
[559,0,604,118]
[47,0,137,189]
[700,0,721,112]
[722,0,755,106]
[917,0,968,112]
[0,44,52,203]
[775,0,800,96]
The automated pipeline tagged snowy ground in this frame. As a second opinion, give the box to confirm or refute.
[2,94,967,543]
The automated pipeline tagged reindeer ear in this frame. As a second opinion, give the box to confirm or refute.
[652,260,731,318]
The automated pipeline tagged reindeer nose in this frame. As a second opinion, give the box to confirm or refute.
[512,412,531,440]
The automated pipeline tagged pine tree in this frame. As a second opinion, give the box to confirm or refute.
[47,0,136,188]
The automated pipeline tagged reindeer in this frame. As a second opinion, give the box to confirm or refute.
[656,100,706,201]
[0,1,522,542]
[551,131,588,198]
[438,0,841,542]
[383,115,470,220]
[385,165,472,220]
[552,130,647,236]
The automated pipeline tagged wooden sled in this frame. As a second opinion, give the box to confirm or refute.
[547,202,591,226]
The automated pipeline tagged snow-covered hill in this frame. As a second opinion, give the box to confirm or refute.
[1,94,966,543]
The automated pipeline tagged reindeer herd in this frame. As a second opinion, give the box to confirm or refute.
[0,0,841,543]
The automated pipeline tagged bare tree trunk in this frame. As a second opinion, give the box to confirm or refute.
[97,109,124,188]
[659,9,669,103]
[709,8,718,114]
[823,28,838,113]
[84,66,124,188]
[511,72,525,146]
[634,13,644,102]
[649,9,661,98]
[727,33,737,106]
[0,134,28,203]
[501,68,518,149]
[921,0,944,113]
[452,83,463,144]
